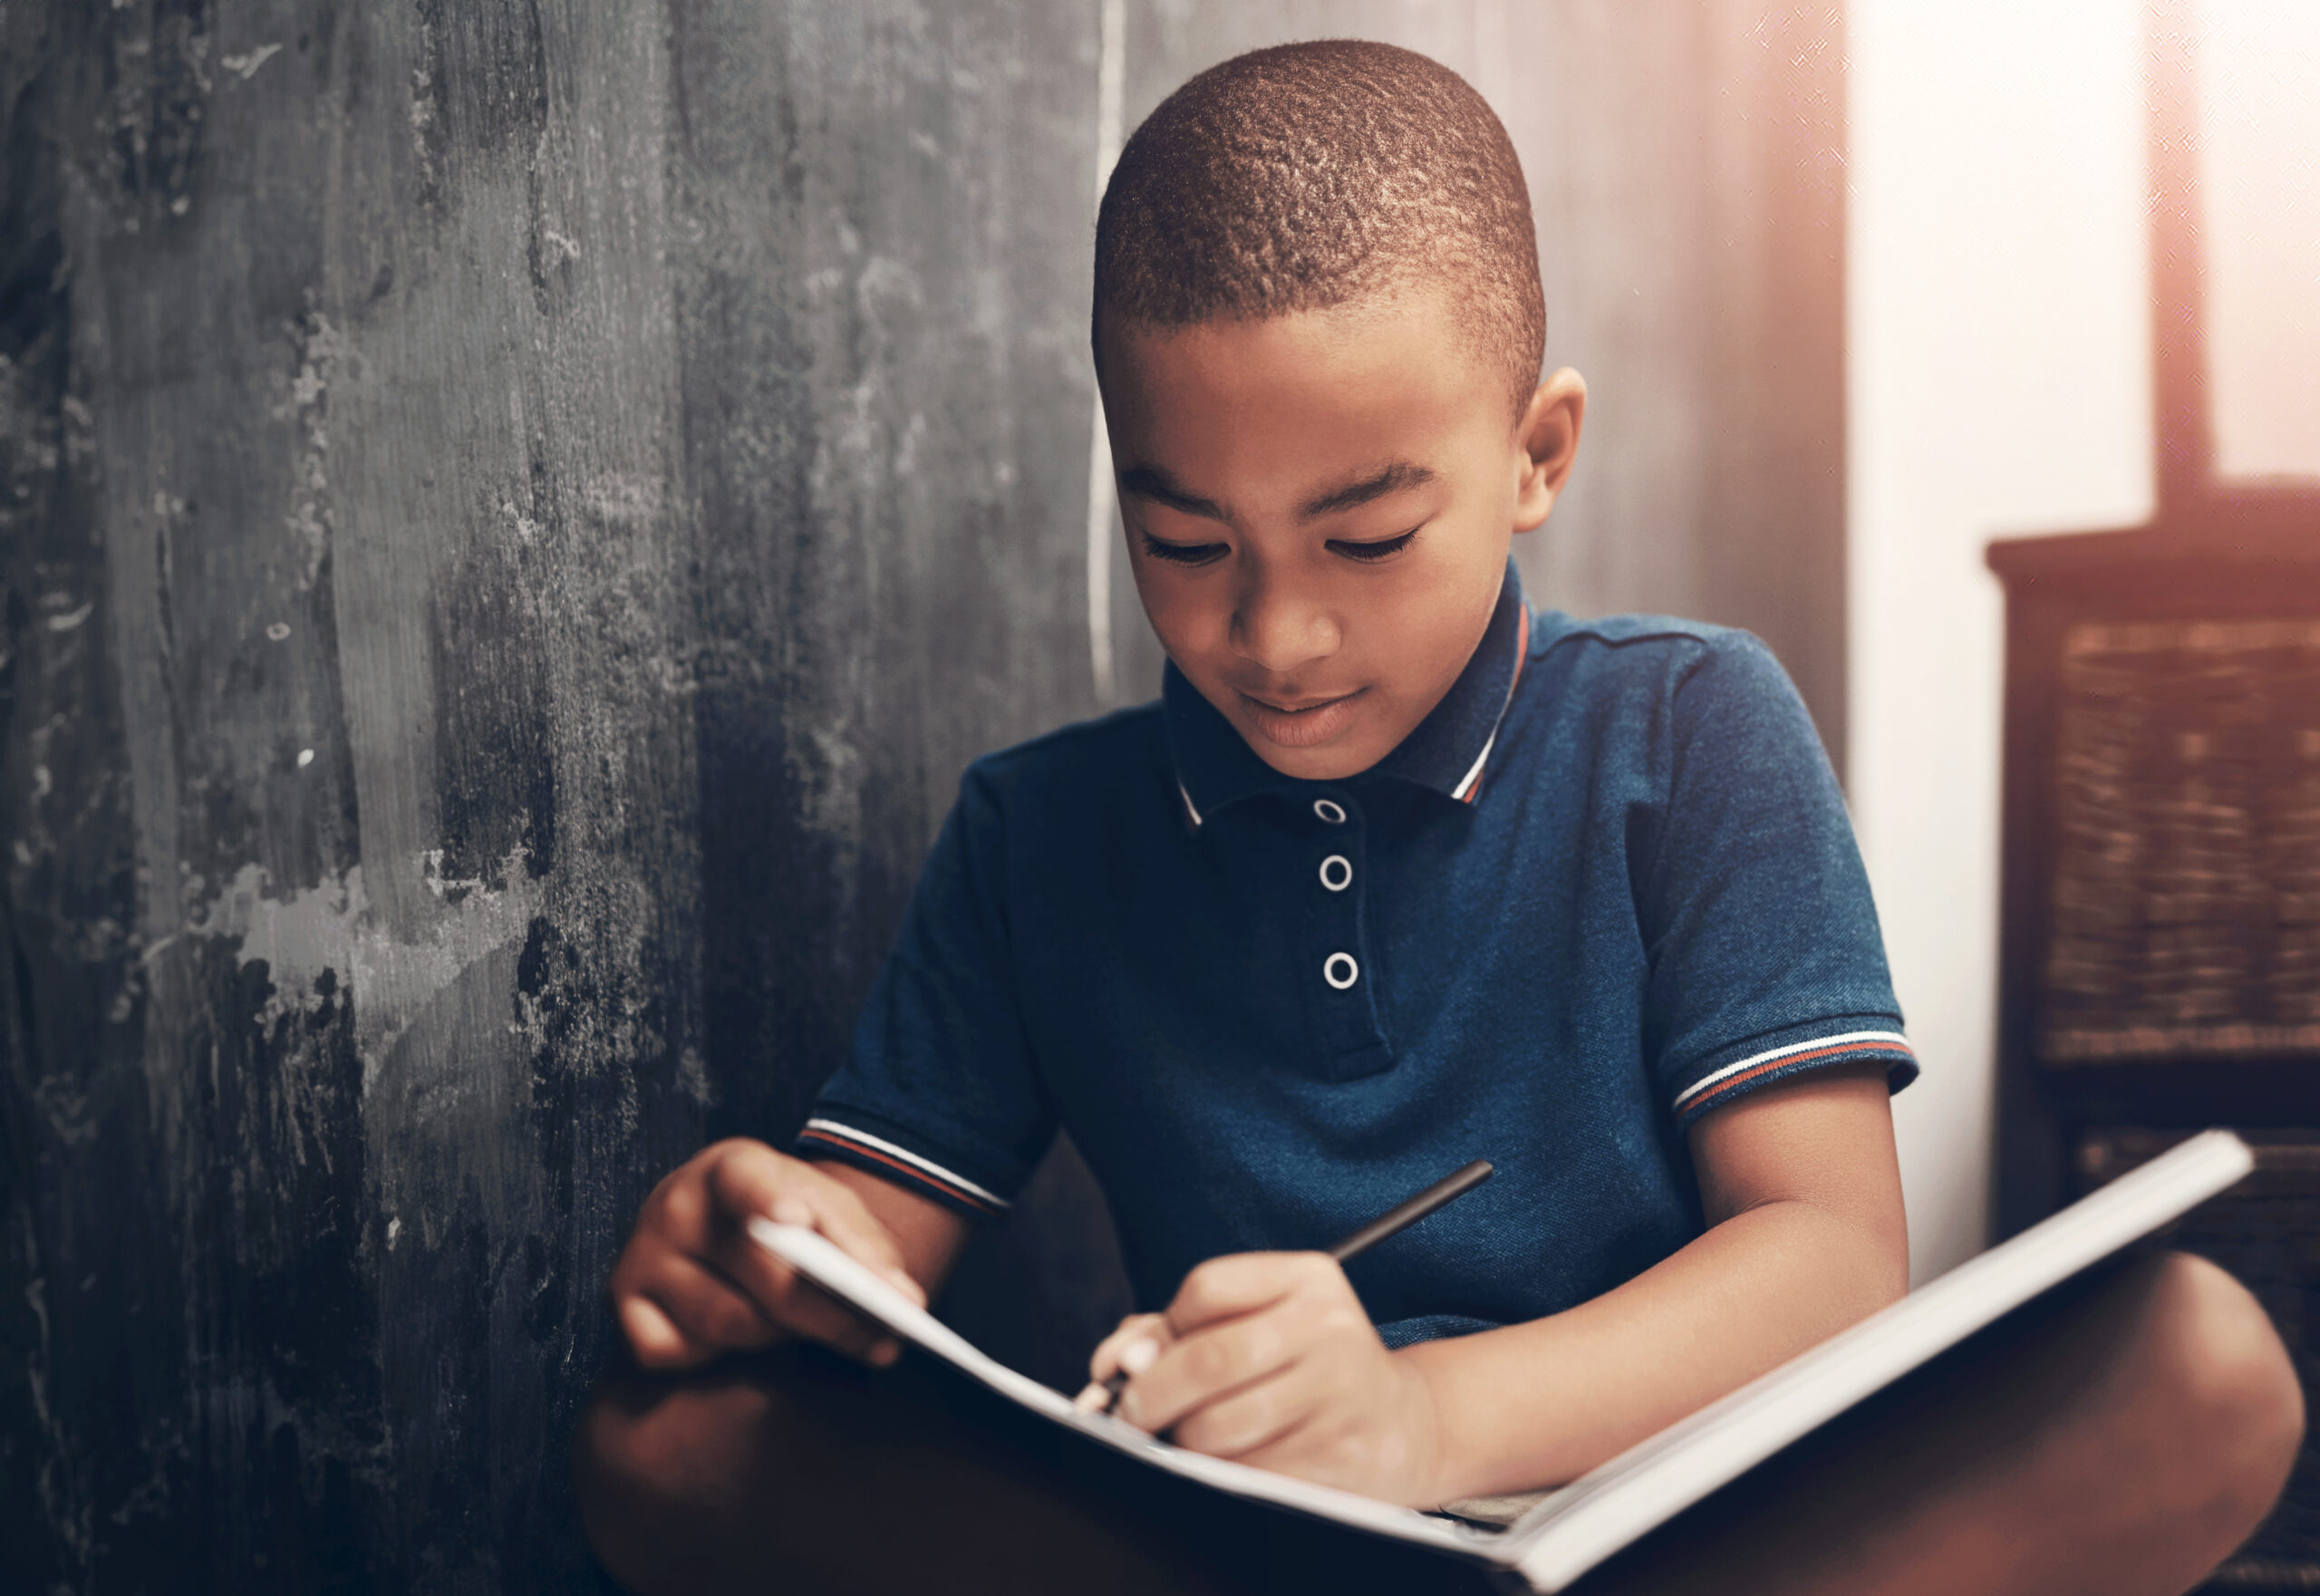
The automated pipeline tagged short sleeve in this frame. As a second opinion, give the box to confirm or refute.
[1637,634,1916,1128]
[797,763,1057,1218]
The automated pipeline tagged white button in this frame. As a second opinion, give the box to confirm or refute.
[1313,798,1348,825]
[1323,952,1359,990]
[1319,854,1352,892]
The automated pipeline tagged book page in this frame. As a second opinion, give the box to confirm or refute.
[746,1220,1503,1559]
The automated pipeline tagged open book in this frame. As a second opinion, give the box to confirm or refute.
[750,1127,2253,1592]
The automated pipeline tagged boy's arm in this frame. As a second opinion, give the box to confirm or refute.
[1092,1062,1905,1506]
[1402,1060,1906,1500]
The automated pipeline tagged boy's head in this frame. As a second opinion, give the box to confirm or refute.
[1094,41,1585,783]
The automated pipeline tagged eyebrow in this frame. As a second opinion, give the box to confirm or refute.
[1296,461,1436,521]
[1117,465,1229,524]
[1116,460,1438,526]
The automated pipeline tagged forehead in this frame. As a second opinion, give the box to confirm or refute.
[1098,292,1503,499]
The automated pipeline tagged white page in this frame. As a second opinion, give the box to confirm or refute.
[1503,1129,2256,1591]
[746,1219,1503,1559]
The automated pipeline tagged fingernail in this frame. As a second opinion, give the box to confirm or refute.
[871,1340,900,1367]
[1073,1383,1105,1410]
[771,1198,811,1226]
[1120,1338,1160,1376]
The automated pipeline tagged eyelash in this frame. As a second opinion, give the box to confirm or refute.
[1140,535,1227,566]
[1138,527,1422,566]
[1329,528,1419,562]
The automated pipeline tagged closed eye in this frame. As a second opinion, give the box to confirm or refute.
[1141,534,1229,566]
[1327,527,1420,563]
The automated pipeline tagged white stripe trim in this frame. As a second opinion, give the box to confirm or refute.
[1177,779,1204,827]
[1671,1030,1912,1111]
[803,1119,1010,1209]
[1448,729,1498,801]
[1447,603,1530,800]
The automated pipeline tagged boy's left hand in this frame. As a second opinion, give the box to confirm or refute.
[1072,1252,1446,1506]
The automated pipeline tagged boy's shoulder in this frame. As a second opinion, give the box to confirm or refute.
[1532,607,1767,663]
[1527,609,1801,711]
[1511,611,1829,792]
[955,700,1173,811]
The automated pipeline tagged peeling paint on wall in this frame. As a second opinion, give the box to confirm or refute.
[173,850,545,1075]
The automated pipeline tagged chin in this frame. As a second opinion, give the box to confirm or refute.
[1241,730,1386,783]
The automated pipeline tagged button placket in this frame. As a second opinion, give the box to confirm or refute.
[1303,789,1390,1077]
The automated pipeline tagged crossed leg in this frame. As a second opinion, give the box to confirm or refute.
[575,1250,2305,1596]
[1580,1250,2304,1596]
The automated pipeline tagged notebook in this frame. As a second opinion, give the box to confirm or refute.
[750,1127,2253,1592]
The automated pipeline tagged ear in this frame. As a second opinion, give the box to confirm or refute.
[1512,368,1587,534]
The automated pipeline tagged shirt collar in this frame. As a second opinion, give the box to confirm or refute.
[1164,557,1532,827]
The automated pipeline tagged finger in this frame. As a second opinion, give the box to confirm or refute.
[643,1223,896,1364]
[1077,1312,1174,1412]
[709,1145,901,1270]
[675,1156,921,1349]
[1170,1358,1320,1460]
[1165,1252,1337,1337]
[631,1252,780,1354]
[634,1156,722,1255]
[1227,1390,1374,1494]
[762,1269,911,1363]
[1088,1312,1173,1383]
[709,1151,923,1305]
[618,1292,712,1371]
[1120,1301,1303,1435]
[611,1143,912,1367]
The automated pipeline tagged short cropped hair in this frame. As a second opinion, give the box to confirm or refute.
[1094,40,1546,418]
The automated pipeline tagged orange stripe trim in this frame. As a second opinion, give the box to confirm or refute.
[797,1129,1004,1213]
[1680,1041,1914,1113]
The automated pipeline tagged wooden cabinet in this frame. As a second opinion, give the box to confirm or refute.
[1989,521,2320,1590]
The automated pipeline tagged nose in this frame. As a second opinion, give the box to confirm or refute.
[1230,563,1340,676]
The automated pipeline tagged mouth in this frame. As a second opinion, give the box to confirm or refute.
[1235,686,1369,749]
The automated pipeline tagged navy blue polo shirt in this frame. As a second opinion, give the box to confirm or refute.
[798,561,1913,1348]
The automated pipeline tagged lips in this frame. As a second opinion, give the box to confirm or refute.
[1236,685,1368,748]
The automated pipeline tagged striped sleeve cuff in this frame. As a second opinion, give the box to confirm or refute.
[1669,1027,1917,1129]
[793,1117,1013,1219]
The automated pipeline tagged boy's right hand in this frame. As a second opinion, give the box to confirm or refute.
[607,1137,928,1371]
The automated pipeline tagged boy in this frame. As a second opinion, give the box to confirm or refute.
[577,42,2302,1594]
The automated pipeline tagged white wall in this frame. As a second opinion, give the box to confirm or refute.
[1848,1,2155,1282]
[2199,0,2320,479]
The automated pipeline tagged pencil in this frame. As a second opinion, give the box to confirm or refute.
[1097,1158,1494,1416]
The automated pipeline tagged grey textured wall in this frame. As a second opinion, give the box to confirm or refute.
[0,3,1842,1591]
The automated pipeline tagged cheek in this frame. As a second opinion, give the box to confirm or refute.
[1130,566,1223,658]
[1388,535,1509,687]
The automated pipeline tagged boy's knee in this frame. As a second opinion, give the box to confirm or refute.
[581,1365,766,1502]
[574,1365,787,1594]
[2126,1252,2304,1535]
